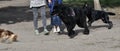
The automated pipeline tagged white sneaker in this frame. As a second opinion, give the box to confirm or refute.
[44,29,49,32]
[43,29,49,34]
[35,30,39,35]
[57,26,60,32]
[53,28,57,33]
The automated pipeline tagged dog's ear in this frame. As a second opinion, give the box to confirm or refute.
[54,4,63,9]
[83,2,88,8]
[0,29,4,33]
[53,4,63,13]
[6,30,14,34]
[0,29,4,38]
[3,30,14,36]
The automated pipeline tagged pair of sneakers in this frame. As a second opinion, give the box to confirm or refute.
[53,26,60,33]
[35,29,49,35]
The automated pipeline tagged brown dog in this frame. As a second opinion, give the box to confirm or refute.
[0,29,17,43]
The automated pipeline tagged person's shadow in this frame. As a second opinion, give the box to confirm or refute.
[38,24,67,35]
[0,6,33,25]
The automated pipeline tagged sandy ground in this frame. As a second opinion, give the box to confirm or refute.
[0,0,120,51]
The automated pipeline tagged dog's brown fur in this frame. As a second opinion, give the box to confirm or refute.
[0,29,17,43]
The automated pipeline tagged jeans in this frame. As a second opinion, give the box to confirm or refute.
[51,16,62,26]
[32,6,47,30]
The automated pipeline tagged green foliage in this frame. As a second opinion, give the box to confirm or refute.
[100,0,120,7]
[63,0,120,7]
[63,0,93,6]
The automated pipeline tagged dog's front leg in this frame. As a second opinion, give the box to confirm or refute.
[0,36,9,43]
[83,22,90,35]
[66,23,76,38]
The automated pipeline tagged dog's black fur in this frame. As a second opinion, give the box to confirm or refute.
[83,3,115,29]
[52,4,89,38]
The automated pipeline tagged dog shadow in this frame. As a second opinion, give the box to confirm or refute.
[38,24,108,38]
[70,25,108,38]
[89,25,108,29]
[65,25,109,38]
[57,26,86,38]
[38,25,52,33]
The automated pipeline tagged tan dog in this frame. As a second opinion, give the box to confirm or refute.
[0,29,17,43]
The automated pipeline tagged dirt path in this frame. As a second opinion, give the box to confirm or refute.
[0,0,120,51]
[0,18,120,51]
[0,0,29,8]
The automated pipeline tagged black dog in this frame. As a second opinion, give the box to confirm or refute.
[52,4,89,38]
[83,3,115,29]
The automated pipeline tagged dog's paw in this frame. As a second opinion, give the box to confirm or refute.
[83,30,89,35]
[108,21,113,29]
[68,34,77,39]
[68,31,77,38]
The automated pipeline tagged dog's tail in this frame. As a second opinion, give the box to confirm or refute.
[107,12,116,15]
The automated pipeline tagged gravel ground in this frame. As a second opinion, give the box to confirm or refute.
[0,0,120,51]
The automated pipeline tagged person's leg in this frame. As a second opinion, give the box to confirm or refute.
[51,15,62,33]
[49,3,54,26]
[51,15,56,33]
[39,6,49,32]
[56,16,62,32]
[32,7,39,35]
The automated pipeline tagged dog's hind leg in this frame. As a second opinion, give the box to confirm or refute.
[77,21,89,35]
[103,20,113,29]
[108,21,113,29]
[87,14,95,27]
[88,20,94,26]
[101,14,113,29]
